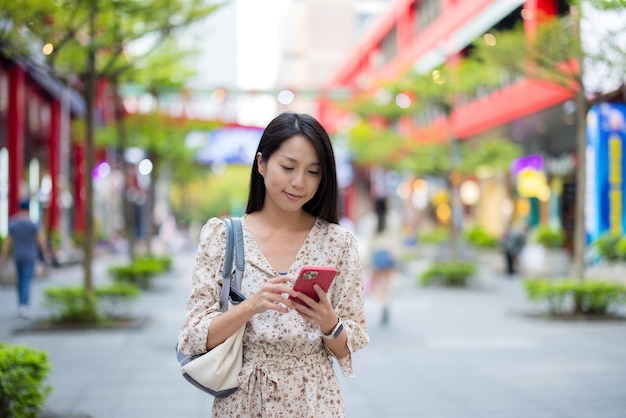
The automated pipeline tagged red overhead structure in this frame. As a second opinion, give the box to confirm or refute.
[319,0,569,137]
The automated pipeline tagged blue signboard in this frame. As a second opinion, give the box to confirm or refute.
[193,126,264,165]
[585,103,626,243]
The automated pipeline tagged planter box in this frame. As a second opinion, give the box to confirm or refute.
[520,244,571,278]
[470,248,503,273]
[585,262,626,283]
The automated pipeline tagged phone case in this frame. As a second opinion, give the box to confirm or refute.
[289,266,338,305]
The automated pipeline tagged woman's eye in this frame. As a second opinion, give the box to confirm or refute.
[281,166,294,171]
[308,170,320,176]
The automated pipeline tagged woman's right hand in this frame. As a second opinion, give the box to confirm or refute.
[245,276,297,314]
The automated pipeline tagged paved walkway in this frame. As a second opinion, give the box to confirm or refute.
[1,250,625,418]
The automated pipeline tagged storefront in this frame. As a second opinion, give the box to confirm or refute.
[0,55,84,242]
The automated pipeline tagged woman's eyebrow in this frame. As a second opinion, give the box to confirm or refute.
[279,155,320,166]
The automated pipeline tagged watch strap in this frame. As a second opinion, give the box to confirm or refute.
[322,319,344,340]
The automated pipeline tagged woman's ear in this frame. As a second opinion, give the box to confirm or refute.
[256,152,266,176]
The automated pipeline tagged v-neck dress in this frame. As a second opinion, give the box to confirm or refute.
[178,216,369,417]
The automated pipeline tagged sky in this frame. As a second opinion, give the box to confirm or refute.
[232,0,291,126]
[236,0,290,90]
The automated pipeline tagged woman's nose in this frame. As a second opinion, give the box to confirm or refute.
[291,171,305,188]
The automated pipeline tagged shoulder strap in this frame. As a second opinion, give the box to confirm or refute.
[219,218,246,313]
[231,217,245,292]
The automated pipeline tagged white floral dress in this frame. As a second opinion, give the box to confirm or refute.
[177,216,370,418]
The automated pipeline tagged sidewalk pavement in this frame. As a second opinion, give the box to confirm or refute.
[1,251,626,418]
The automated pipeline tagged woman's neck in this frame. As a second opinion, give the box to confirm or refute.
[248,209,314,232]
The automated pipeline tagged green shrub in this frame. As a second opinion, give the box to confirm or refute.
[418,228,449,245]
[594,233,625,262]
[108,258,163,289]
[44,283,142,324]
[463,226,498,248]
[532,226,564,248]
[71,232,85,247]
[523,278,576,315]
[43,287,103,324]
[0,344,52,418]
[616,238,626,262]
[523,278,626,315]
[573,280,626,315]
[420,262,477,287]
[154,255,173,271]
[96,282,141,319]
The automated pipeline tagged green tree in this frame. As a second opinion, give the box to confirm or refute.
[388,58,501,259]
[0,0,219,300]
[456,138,523,176]
[472,0,626,280]
[343,57,514,259]
[104,37,207,258]
[96,112,222,255]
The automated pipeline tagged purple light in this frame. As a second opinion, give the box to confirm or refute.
[511,154,544,175]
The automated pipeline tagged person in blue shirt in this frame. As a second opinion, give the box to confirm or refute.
[0,200,52,318]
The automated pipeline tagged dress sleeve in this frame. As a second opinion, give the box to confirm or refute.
[177,217,227,356]
[327,228,370,377]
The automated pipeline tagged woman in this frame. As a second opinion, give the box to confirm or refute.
[368,197,398,326]
[178,112,369,417]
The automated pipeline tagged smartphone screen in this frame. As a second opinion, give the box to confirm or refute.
[289,266,337,305]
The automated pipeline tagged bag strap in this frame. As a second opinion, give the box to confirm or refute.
[219,218,245,313]
[231,218,245,292]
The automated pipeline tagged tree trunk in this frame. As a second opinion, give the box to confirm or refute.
[83,0,96,292]
[146,158,158,256]
[447,113,460,261]
[569,2,587,315]
[570,2,587,284]
[571,89,589,281]
[112,82,136,262]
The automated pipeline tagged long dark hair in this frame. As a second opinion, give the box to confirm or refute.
[245,112,339,224]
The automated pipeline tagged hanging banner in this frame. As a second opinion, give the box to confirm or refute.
[192,126,263,166]
[517,169,548,198]
[585,103,626,243]
[511,154,544,176]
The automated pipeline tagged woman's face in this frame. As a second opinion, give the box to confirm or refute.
[257,134,322,214]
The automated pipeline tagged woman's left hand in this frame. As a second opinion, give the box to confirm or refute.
[292,285,338,335]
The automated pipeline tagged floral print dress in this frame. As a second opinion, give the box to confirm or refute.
[178,216,369,418]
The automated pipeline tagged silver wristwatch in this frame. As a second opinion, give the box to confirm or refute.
[322,319,344,340]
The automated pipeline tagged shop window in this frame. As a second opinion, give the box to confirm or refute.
[28,158,40,223]
[28,96,40,133]
[379,25,397,67]
[414,0,442,34]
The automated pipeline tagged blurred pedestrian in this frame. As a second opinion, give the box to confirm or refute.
[501,223,527,276]
[368,197,399,326]
[177,112,369,417]
[0,200,52,318]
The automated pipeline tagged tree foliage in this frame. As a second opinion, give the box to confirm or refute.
[457,139,523,175]
[391,57,502,116]
[0,0,220,294]
[471,1,626,280]
[0,0,221,80]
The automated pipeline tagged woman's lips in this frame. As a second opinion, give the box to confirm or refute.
[285,192,302,201]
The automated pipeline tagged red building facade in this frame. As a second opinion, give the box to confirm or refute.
[320,0,577,236]
[0,55,86,240]
[320,0,571,133]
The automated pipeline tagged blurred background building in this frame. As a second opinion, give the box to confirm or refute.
[1,0,624,262]
[317,0,626,251]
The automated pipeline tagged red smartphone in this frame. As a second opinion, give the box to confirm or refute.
[289,266,338,305]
